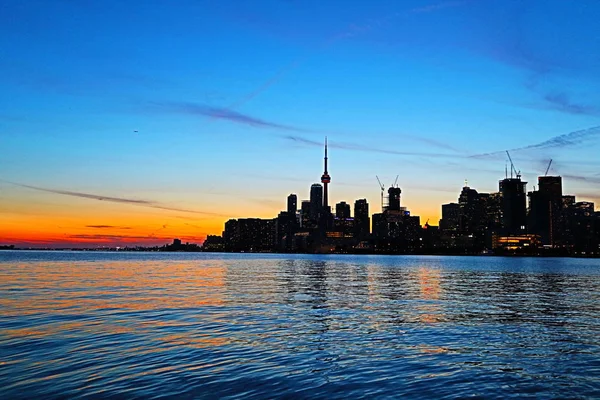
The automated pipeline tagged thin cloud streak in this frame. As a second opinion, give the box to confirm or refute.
[561,174,600,185]
[151,101,308,132]
[1,179,229,217]
[68,234,172,240]
[468,3,598,118]
[524,76,600,117]
[469,126,600,158]
[184,222,203,229]
[542,92,600,116]
[86,225,132,229]
[286,135,463,159]
[229,1,467,110]
[9,182,151,204]
[410,0,467,14]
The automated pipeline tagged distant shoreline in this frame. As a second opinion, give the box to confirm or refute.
[1,248,599,259]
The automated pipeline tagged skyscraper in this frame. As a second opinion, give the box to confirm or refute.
[387,187,401,211]
[458,185,480,234]
[300,200,311,228]
[440,203,460,232]
[354,199,370,239]
[500,177,527,234]
[528,176,562,245]
[539,176,562,197]
[321,138,331,210]
[335,201,351,218]
[287,193,297,215]
[310,183,323,220]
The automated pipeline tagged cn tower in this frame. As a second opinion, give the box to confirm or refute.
[321,137,331,209]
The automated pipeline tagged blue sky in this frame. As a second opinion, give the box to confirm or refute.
[1,0,600,244]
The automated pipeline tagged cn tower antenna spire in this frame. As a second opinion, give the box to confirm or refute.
[324,136,328,173]
[321,136,331,209]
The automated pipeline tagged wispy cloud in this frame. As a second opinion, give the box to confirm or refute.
[1,180,229,217]
[68,234,170,240]
[184,222,203,229]
[66,233,207,244]
[228,1,466,109]
[405,135,463,152]
[469,125,600,158]
[286,135,462,158]
[86,225,132,229]
[149,223,169,237]
[150,101,308,132]
[410,1,467,14]
[542,92,600,116]
[521,75,600,117]
[561,174,600,185]
[9,182,150,204]
[248,198,283,209]
[467,2,599,117]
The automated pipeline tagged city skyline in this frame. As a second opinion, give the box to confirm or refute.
[4,137,598,252]
[2,0,600,248]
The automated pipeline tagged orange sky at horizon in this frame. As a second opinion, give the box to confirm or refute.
[0,183,442,247]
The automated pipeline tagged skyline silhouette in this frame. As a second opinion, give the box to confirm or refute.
[1,0,600,247]
[4,139,599,256]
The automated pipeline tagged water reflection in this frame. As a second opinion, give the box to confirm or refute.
[1,253,600,399]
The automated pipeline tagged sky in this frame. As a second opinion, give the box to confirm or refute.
[1,0,600,247]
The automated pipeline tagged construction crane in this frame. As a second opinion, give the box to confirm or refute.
[505,150,521,179]
[376,175,385,212]
[544,159,553,176]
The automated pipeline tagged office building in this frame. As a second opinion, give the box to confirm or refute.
[310,184,323,220]
[440,203,460,232]
[336,201,351,218]
[499,177,527,234]
[287,194,297,215]
[528,176,563,245]
[354,199,370,239]
[387,187,401,211]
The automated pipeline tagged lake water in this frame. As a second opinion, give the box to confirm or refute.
[1,251,599,399]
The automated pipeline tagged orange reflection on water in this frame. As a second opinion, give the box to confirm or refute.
[416,267,444,324]
[158,333,230,349]
[416,344,450,354]
[1,262,228,316]
[418,267,442,300]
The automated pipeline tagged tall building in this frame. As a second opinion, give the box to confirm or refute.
[310,184,323,220]
[276,211,297,252]
[481,192,502,231]
[372,210,421,253]
[336,201,351,218]
[539,176,562,197]
[440,203,460,232]
[223,218,275,252]
[321,138,331,211]
[563,202,599,252]
[300,200,312,228]
[354,199,370,239]
[562,195,575,208]
[458,185,480,234]
[387,187,401,211]
[499,177,527,234]
[528,176,563,245]
[287,194,297,215]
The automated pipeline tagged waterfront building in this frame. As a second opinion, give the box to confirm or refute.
[528,176,563,245]
[336,201,351,218]
[223,218,275,252]
[287,194,297,215]
[440,203,460,232]
[499,177,527,234]
[354,199,370,240]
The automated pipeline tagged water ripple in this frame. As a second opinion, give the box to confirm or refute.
[1,252,600,398]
